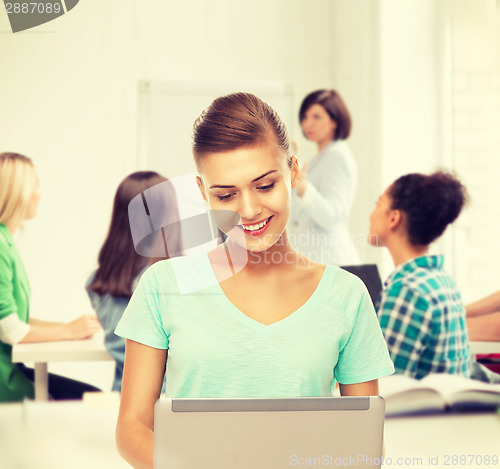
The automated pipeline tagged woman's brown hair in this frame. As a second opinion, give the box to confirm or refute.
[192,92,292,167]
[88,171,178,298]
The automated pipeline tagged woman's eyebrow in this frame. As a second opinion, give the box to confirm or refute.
[209,170,278,189]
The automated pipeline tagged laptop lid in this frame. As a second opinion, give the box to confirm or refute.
[341,264,383,307]
[154,396,386,469]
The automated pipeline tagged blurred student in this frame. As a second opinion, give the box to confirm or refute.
[289,89,360,265]
[0,152,100,402]
[369,171,471,380]
[86,171,181,391]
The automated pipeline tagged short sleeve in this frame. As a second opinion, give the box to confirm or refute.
[334,288,395,384]
[115,264,169,349]
[0,243,16,321]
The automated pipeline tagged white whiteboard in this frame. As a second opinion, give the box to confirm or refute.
[137,80,295,178]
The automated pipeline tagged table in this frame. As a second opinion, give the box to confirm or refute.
[0,399,498,469]
[383,412,500,468]
[470,341,500,356]
[12,335,113,401]
[0,397,129,469]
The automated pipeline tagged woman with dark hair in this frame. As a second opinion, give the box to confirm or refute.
[87,171,181,391]
[289,89,360,265]
[114,93,394,468]
[0,152,100,401]
[369,171,471,380]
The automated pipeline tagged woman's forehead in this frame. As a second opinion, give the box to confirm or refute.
[198,145,287,183]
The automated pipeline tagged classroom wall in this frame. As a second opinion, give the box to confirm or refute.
[0,0,340,388]
[450,0,500,302]
[329,0,448,278]
[0,1,498,389]
[328,0,383,267]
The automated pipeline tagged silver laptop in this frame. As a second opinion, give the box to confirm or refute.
[154,396,386,469]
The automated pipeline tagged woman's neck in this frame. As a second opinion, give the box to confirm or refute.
[317,138,333,154]
[5,217,20,235]
[216,232,303,277]
[387,239,429,269]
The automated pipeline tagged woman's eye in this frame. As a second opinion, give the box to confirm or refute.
[216,193,234,201]
[258,183,275,192]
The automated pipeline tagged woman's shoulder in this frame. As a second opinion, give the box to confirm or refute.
[0,225,13,252]
[309,262,369,309]
[325,140,355,163]
[311,140,355,176]
[143,252,217,296]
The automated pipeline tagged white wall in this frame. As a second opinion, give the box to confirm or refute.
[330,0,450,278]
[450,0,500,302]
[329,0,383,266]
[0,0,337,388]
[1,0,498,389]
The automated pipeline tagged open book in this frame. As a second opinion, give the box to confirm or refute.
[379,373,500,416]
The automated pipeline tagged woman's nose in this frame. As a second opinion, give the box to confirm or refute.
[239,191,262,221]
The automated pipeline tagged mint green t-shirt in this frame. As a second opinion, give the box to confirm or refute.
[115,254,394,397]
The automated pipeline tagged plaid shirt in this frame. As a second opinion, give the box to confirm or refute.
[377,255,471,380]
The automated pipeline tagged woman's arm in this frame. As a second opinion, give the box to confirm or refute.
[19,314,101,343]
[116,339,167,469]
[467,312,500,341]
[466,290,500,318]
[339,379,379,396]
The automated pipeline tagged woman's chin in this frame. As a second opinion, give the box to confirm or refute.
[367,233,384,247]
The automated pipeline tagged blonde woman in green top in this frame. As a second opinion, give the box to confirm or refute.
[0,152,101,401]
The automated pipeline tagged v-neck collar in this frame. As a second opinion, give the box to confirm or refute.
[202,253,331,331]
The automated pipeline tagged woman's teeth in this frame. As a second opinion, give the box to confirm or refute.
[242,218,270,231]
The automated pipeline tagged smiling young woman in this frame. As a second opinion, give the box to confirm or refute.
[114,93,394,469]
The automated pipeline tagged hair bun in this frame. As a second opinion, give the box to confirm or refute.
[389,170,468,246]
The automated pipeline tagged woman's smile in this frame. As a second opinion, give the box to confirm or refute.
[240,215,273,236]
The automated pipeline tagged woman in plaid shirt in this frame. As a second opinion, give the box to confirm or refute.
[368,171,471,380]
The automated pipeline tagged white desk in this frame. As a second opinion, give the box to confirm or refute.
[470,341,500,356]
[0,398,129,469]
[0,399,498,469]
[384,412,500,468]
[12,335,113,401]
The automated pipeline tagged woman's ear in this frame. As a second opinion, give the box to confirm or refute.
[196,176,208,202]
[389,210,403,229]
[290,155,300,189]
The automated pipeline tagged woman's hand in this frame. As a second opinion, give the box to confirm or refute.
[65,314,101,340]
[295,162,308,197]
[21,314,101,343]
